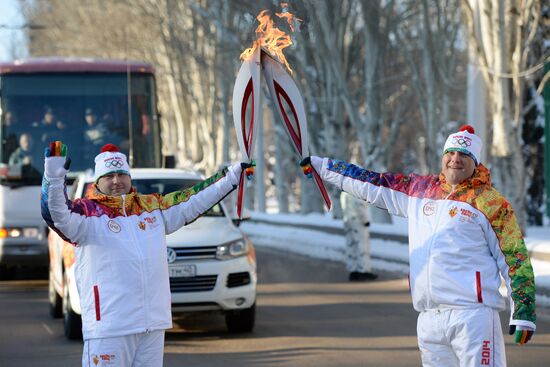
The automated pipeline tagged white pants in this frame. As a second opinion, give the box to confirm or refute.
[417,307,506,367]
[82,330,165,367]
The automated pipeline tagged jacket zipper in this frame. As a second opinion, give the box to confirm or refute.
[425,192,453,308]
[121,194,127,217]
[122,194,151,330]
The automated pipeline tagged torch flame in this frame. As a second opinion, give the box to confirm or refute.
[240,8,301,73]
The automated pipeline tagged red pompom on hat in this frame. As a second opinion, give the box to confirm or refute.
[100,143,120,153]
[458,124,475,134]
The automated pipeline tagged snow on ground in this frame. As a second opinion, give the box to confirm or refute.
[240,211,550,307]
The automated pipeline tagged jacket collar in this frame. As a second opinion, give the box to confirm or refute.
[85,184,137,209]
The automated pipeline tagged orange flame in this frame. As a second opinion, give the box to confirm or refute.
[240,8,301,73]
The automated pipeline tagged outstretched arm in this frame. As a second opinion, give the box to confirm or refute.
[306,156,413,217]
[159,162,252,233]
[41,141,88,245]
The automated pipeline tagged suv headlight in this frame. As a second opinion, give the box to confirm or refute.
[216,239,249,260]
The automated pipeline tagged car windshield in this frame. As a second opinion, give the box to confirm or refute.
[83,178,224,216]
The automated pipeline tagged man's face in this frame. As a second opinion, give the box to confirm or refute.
[97,173,132,196]
[44,112,55,124]
[441,150,476,186]
[4,112,13,126]
[20,134,32,151]
[85,114,96,126]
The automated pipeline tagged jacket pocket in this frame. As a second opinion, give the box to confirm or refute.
[93,285,101,321]
[475,271,483,303]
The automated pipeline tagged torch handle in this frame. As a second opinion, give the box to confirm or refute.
[236,170,246,219]
[311,167,332,210]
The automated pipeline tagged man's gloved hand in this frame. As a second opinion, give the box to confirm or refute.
[44,141,71,179]
[299,157,313,178]
[228,160,256,186]
[300,156,323,178]
[509,325,535,345]
[241,160,256,180]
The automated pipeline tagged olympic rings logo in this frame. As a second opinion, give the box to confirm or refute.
[451,137,471,147]
[105,159,124,168]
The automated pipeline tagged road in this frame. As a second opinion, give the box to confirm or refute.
[0,247,549,366]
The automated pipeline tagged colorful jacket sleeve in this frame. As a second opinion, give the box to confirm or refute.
[318,158,421,218]
[479,195,536,330]
[159,166,238,234]
[41,175,90,245]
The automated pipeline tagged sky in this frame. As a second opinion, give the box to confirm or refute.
[240,211,550,308]
[0,0,26,62]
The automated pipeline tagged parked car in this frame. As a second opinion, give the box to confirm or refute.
[0,166,49,277]
[48,168,257,339]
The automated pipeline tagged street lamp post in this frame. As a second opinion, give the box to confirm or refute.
[544,60,550,219]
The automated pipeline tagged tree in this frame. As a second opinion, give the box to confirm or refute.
[462,0,544,228]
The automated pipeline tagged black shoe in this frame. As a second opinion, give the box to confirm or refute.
[349,271,378,281]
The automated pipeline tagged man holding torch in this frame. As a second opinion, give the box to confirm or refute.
[41,141,253,367]
[301,125,536,366]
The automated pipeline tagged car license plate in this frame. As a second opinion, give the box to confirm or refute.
[169,264,196,278]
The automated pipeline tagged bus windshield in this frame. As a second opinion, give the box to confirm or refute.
[0,72,161,185]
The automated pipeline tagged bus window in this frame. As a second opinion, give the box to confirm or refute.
[0,72,161,177]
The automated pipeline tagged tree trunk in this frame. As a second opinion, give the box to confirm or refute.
[341,192,372,273]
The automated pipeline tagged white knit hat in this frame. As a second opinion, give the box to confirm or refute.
[443,124,482,165]
[94,144,131,181]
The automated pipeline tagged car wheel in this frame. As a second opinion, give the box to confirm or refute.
[48,270,62,318]
[63,272,82,340]
[225,302,255,333]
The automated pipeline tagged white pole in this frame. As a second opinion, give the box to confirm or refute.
[466,0,487,163]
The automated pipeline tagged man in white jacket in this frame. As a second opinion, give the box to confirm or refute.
[41,141,251,367]
[301,125,536,367]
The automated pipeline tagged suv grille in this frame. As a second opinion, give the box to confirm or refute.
[170,275,217,293]
[226,272,251,288]
[173,246,217,260]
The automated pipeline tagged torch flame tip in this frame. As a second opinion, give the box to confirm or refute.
[240,6,298,73]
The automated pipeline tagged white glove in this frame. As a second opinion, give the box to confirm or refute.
[44,156,68,179]
[227,162,255,186]
[227,163,242,186]
[311,156,323,173]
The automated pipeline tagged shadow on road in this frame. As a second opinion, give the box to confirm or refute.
[0,265,47,281]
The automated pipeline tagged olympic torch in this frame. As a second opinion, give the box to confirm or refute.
[232,7,332,216]
[232,47,261,219]
[261,51,332,210]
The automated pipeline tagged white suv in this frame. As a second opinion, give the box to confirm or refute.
[48,168,257,339]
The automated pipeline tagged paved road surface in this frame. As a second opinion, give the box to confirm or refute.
[0,247,549,366]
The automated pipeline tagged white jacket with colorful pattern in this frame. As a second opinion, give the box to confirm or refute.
[314,157,536,331]
[41,167,239,340]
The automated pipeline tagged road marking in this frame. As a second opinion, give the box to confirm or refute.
[42,322,54,335]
